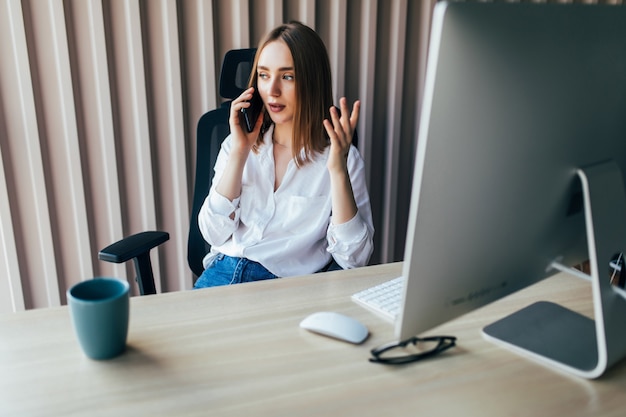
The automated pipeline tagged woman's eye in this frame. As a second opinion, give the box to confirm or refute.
[258,72,269,80]
[283,74,294,81]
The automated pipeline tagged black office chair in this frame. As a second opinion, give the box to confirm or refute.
[99,48,257,295]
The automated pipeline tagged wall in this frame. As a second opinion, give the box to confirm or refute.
[1,0,434,310]
[2,0,621,311]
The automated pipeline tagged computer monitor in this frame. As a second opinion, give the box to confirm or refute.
[397,1,626,379]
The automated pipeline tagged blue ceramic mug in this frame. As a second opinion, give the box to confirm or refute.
[67,278,130,360]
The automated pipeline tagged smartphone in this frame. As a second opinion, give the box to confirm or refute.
[239,90,264,133]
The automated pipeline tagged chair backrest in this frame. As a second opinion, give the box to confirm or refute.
[187,48,257,277]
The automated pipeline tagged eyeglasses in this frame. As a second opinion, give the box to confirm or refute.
[369,335,457,365]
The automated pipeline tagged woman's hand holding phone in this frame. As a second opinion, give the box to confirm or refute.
[229,87,264,153]
[218,88,264,202]
[240,89,264,133]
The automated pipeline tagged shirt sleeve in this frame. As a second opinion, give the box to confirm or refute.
[326,146,375,269]
[197,136,241,247]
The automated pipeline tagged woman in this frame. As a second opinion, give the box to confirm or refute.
[194,21,374,288]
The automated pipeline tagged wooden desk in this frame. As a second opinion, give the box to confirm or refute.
[1,263,625,416]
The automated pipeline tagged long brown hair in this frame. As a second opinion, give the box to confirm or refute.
[248,21,333,166]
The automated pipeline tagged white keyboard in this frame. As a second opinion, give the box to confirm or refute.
[351,276,404,323]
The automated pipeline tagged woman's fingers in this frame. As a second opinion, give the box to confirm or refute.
[231,88,257,118]
[327,98,360,145]
[349,100,360,132]
[339,97,351,134]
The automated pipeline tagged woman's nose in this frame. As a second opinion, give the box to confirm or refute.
[268,79,280,97]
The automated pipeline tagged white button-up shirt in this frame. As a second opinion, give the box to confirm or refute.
[198,126,374,277]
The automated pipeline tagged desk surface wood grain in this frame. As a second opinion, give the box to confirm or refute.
[1,262,625,417]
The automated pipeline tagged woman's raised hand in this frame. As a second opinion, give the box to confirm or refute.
[324,97,360,174]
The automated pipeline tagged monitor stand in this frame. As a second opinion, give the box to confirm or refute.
[483,160,626,379]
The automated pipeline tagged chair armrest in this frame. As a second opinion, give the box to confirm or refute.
[98,231,169,295]
[98,231,169,263]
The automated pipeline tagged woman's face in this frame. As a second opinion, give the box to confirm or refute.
[256,40,297,128]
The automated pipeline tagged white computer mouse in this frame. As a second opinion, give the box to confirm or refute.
[299,311,369,344]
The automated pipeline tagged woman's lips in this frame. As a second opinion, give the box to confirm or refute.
[268,103,285,112]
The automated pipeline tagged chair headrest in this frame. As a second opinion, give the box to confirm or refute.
[219,48,258,100]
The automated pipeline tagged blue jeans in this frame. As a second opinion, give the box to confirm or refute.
[193,254,278,288]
